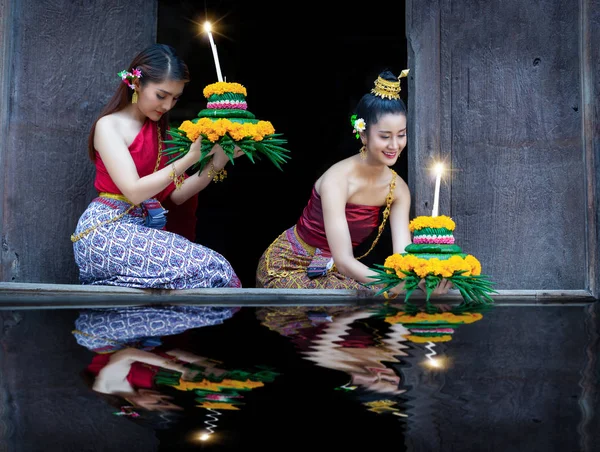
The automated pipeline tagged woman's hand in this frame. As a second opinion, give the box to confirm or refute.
[188,137,202,163]
[210,144,245,170]
[385,281,406,299]
[417,278,453,296]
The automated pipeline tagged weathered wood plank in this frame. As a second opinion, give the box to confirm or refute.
[587,0,600,298]
[409,0,588,290]
[0,0,156,284]
[0,283,594,309]
[406,0,447,217]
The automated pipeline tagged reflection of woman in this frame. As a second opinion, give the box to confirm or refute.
[88,347,221,396]
[82,343,279,427]
[73,305,240,353]
[257,306,409,395]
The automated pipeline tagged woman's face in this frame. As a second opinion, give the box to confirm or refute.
[136,79,186,122]
[363,113,407,166]
[351,367,403,394]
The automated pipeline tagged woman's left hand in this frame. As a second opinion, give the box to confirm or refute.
[210,144,245,169]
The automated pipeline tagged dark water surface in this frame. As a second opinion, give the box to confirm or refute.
[0,301,598,451]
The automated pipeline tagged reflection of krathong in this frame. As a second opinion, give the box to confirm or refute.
[384,310,484,343]
[379,301,490,336]
[363,399,406,416]
[374,302,492,371]
[156,363,280,441]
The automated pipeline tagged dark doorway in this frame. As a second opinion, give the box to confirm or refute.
[158,1,408,287]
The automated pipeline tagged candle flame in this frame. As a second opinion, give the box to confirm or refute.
[434,163,444,176]
[203,21,212,33]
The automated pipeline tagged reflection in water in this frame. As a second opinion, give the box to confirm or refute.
[72,305,279,443]
[256,302,493,420]
[29,301,595,451]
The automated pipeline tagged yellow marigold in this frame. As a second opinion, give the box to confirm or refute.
[437,262,454,278]
[196,117,214,128]
[405,334,453,343]
[403,254,421,267]
[173,379,264,392]
[384,253,403,269]
[228,125,248,141]
[203,81,247,98]
[385,312,483,324]
[176,118,277,143]
[212,119,229,136]
[196,402,240,410]
[256,121,275,136]
[381,253,483,279]
[465,255,482,276]
[413,259,435,279]
[409,215,456,232]
[178,120,201,142]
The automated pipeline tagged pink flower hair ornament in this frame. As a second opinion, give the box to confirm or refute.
[118,68,142,89]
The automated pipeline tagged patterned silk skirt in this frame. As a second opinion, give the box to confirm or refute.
[72,197,241,289]
[72,305,240,352]
[256,226,369,291]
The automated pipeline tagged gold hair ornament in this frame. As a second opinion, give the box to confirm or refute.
[371,69,410,100]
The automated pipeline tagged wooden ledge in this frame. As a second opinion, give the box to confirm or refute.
[0,283,595,309]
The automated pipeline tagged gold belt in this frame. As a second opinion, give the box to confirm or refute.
[71,193,137,243]
[98,192,133,204]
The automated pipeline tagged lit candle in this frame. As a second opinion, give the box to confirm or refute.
[431,163,444,217]
[203,22,223,82]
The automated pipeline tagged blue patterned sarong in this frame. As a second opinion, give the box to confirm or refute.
[73,305,239,352]
[73,197,241,289]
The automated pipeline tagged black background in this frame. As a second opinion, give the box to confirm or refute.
[157,0,408,287]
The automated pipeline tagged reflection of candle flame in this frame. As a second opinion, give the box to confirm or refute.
[425,341,437,360]
[424,341,443,368]
[202,408,221,437]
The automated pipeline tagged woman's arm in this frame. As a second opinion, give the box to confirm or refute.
[168,143,243,205]
[389,175,412,254]
[320,171,382,285]
[108,347,190,374]
[94,116,201,205]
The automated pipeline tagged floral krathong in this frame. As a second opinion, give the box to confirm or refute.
[162,81,291,174]
[367,252,496,309]
[163,118,290,174]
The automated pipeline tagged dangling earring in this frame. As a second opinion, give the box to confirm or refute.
[132,90,138,104]
[359,145,367,160]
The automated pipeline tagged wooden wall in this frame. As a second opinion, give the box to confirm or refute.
[407,0,599,294]
[0,0,157,283]
[0,0,599,296]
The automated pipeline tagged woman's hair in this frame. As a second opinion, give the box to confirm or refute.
[87,43,190,160]
[354,70,407,133]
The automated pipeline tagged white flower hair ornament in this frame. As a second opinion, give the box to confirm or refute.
[350,115,366,139]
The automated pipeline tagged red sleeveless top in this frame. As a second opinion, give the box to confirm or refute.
[295,186,382,251]
[93,119,179,203]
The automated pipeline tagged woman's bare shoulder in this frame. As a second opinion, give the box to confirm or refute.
[95,113,122,136]
[392,172,411,201]
[315,161,353,195]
